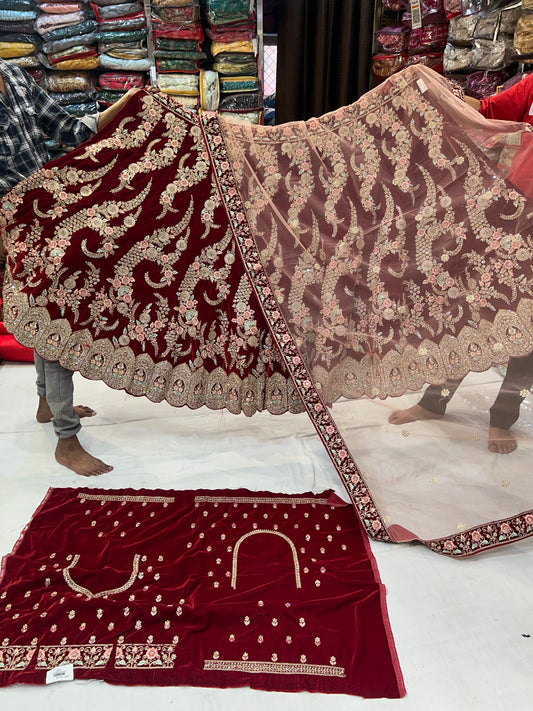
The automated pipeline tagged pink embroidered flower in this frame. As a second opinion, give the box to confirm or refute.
[444,540,455,551]
[338,449,347,460]
[68,648,81,660]
[471,530,482,542]
[525,514,533,525]
[500,523,511,534]
[314,403,323,413]
[350,473,360,484]
[371,520,382,531]
[292,356,301,365]
[145,647,159,660]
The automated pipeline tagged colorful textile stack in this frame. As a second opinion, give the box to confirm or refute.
[0,0,42,82]
[35,0,98,120]
[91,0,149,105]
[151,0,204,109]
[203,0,261,122]
[373,0,450,80]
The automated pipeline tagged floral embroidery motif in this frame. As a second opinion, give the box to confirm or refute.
[115,644,176,669]
[36,644,113,669]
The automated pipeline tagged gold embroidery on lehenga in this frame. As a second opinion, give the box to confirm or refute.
[231,530,301,589]
[63,554,141,599]
[77,493,175,504]
[203,659,346,677]
[194,495,328,505]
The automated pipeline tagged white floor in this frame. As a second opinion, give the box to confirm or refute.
[0,361,532,711]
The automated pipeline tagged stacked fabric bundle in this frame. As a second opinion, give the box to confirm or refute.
[151,0,204,108]
[35,0,99,118]
[443,1,522,96]
[91,0,150,104]
[372,0,450,79]
[203,0,261,122]
[0,0,42,82]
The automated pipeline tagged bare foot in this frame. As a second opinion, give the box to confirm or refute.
[488,427,517,455]
[388,404,443,425]
[55,435,113,477]
[37,397,96,423]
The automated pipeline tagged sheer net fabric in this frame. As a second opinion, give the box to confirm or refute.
[2,65,533,554]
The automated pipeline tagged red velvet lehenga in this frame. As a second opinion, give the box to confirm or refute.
[2,65,533,556]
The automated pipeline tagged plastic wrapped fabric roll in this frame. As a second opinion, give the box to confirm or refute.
[220,109,261,124]
[219,75,259,93]
[52,89,97,105]
[98,53,150,70]
[0,20,35,32]
[210,39,254,56]
[156,57,199,72]
[0,9,36,19]
[100,47,148,59]
[213,58,258,76]
[0,40,34,57]
[0,0,34,9]
[49,45,98,63]
[98,70,146,89]
[43,33,97,54]
[96,15,146,32]
[35,11,85,36]
[64,100,98,116]
[3,53,41,66]
[200,69,219,110]
[43,70,94,92]
[217,91,260,110]
[95,29,147,44]
[90,2,143,21]
[41,19,98,43]
[156,71,199,91]
[53,55,99,70]
[39,3,83,13]
[151,5,200,23]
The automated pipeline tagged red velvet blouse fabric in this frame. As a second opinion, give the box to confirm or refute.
[0,487,404,697]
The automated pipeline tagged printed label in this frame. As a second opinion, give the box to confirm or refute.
[46,664,74,684]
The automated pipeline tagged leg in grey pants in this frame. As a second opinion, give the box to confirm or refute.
[34,352,81,439]
[418,353,533,430]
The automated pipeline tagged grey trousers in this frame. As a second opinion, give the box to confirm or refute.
[418,353,533,430]
[34,353,81,439]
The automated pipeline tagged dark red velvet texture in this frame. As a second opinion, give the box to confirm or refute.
[0,487,404,697]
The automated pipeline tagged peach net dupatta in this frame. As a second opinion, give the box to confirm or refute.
[211,65,533,555]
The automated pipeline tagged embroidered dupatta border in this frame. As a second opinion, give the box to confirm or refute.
[198,110,390,545]
[199,111,533,557]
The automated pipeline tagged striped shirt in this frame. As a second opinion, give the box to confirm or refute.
[0,58,97,197]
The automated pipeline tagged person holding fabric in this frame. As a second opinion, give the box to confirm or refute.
[0,57,148,476]
[389,72,533,455]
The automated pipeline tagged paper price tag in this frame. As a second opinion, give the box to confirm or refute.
[410,0,422,30]
[46,664,74,684]
[416,78,428,94]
